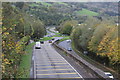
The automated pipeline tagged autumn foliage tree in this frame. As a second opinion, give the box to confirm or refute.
[2,2,46,78]
[71,17,120,73]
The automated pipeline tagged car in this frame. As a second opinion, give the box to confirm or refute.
[49,40,52,43]
[40,38,43,40]
[67,47,72,51]
[48,35,52,37]
[40,41,44,44]
[35,42,41,49]
[56,39,60,41]
[52,38,55,40]
[66,40,71,43]
[104,72,114,79]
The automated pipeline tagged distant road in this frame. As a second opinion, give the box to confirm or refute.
[58,40,76,54]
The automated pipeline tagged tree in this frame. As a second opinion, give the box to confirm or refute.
[59,20,78,35]
[31,20,46,40]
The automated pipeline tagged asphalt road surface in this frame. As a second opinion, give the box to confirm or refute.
[32,41,83,79]
[58,40,77,55]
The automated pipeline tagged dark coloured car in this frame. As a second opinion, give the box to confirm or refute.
[40,41,44,44]
[48,35,52,37]
[49,40,52,43]
[52,38,55,40]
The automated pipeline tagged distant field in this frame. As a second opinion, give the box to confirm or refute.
[40,2,52,6]
[57,2,68,5]
[29,3,39,7]
[29,2,52,7]
[76,8,99,16]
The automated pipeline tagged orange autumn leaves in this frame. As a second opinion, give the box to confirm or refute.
[96,26,119,64]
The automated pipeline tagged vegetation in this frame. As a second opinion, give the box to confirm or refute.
[17,42,35,78]
[2,2,46,78]
[70,17,120,73]
[28,2,73,26]
[40,2,52,7]
[58,20,78,35]
[39,37,53,41]
[31,19,46,41]
[2,2,119,78]
[75,8,99,16]
[57,2,68,6]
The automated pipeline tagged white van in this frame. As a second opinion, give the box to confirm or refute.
[66,40,71,43]
[35,42,41,49]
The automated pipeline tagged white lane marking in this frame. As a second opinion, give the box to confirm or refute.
[36,66,71,68]
[30,68,32,72]
[36,63,68,65]
[56,51,84,79]
[32,56,34,61]
[36,69,73,71]
[36,73,77,75]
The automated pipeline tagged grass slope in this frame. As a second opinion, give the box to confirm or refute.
[18,42,35,78]
[39,37,53,41]
[40,2,52,6]
[76,8,99,16]
[57,2,68,6]
[29,3,39,7]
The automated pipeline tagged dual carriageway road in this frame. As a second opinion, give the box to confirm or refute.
[32,40,83,79]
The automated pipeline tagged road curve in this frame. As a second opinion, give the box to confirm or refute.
[33,41,83,79]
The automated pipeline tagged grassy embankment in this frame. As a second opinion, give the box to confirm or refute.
[40,2,52,6]
[39,37,53,41]
[18,42,35,78]
[76,8,99,16]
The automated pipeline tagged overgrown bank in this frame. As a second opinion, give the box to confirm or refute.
[2,2,46,78]
[17,42,35,78]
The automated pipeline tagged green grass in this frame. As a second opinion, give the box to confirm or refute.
[39,37,53,41]
[40,2,52,7]
[18,42,35,78]
[53,35,62,37]
[55,33,60,35]
[76,8,99,16]
[29,3,39,7]
[57,2,68,6]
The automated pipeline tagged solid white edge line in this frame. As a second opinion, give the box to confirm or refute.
[56,50,84,79]
[32,56,34,61]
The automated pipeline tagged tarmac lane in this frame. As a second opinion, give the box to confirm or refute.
[33,41,83,79]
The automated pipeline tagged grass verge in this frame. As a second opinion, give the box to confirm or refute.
[18,42,35,78]
[39,37,53,41]
[60,37,69,41]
